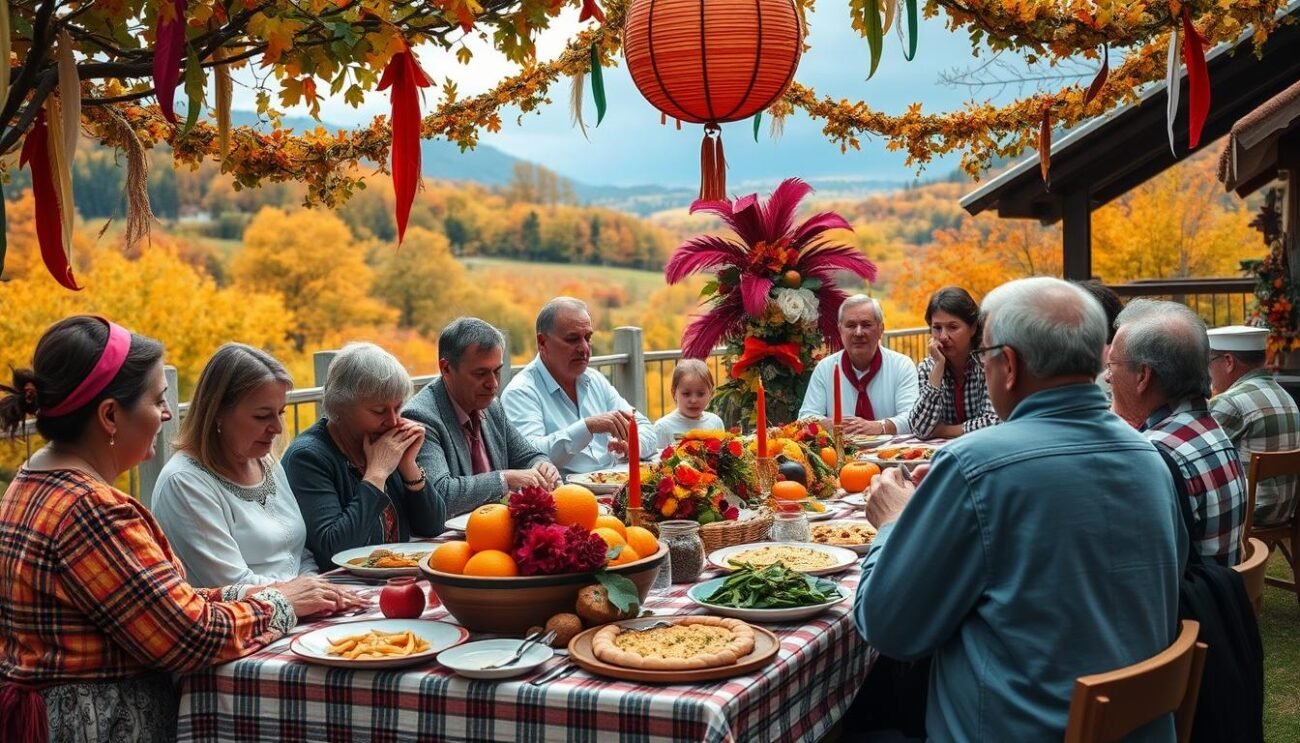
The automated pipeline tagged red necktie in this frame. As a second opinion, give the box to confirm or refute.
[842,350,883,420]
[464,415,492,475]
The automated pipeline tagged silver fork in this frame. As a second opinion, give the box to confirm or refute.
[481,629,556,670]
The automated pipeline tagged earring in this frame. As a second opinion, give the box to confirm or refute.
[217,422,222,435]
[109,435,115,447]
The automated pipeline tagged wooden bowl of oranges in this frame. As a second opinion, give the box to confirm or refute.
[419,486,667,634]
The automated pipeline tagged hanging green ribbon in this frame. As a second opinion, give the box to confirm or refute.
[753,111,762,142]
[865,0,883,79]
[902,0,918,61]
[589,43,607,126]
[179,44,205,138]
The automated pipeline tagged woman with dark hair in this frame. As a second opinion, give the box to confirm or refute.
[152,344,318,588]
[909,287,999,438]
[0,316,361,742]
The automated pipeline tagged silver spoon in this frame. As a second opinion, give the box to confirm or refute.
[481,629,556,670]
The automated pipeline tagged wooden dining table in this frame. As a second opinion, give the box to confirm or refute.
[175,510,875,743]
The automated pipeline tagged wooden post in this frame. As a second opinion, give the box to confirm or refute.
[138,365,179,507]
[313,350,337,421]
[612,326,648,414]
[497,329,513,394]
[1062,188,1093,281]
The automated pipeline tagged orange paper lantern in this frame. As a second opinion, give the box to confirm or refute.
[623,0,802,201]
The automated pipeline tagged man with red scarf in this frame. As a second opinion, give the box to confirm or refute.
[798,295,919,436]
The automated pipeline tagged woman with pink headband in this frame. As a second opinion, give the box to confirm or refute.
[0,316,364,742]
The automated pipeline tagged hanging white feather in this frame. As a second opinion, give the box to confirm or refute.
[569,70,590,142]
[1165,25,1182,157]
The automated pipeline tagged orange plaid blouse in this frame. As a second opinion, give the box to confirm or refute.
[0,468,291,685]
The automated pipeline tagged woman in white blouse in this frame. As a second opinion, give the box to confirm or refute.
[152,344,318,587]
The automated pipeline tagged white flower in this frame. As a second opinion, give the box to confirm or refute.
[773,287,819,325]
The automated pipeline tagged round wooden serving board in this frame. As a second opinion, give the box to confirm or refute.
[566,617,780,683]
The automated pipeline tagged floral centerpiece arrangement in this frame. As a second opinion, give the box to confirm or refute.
[664,178,877,427]
[633,430,758,524]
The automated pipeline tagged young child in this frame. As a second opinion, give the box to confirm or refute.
[655,359,726,448]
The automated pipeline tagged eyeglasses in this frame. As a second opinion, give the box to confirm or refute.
[972,344,1009,363]
[1104,356,1130,370]
[1209,353,1229,364]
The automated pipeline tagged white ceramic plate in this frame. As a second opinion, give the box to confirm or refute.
[565,468,630,495]
[855,444,939,468]
[846,434,894,450]
[290,618,468,669]
[445,504,612,533]
[809,520,879,555]
[438,638,555,679]
[708,541,859,576]
[331,543,436,577]
[839,493,867,508]
[687,575,848,622]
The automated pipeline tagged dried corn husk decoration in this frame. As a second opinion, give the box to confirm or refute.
[214,47,232,161]
[102,107,153,251]
[46,100,74,257]
[56,29,79,162]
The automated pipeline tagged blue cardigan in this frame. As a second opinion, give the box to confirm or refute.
[284,419,445,567]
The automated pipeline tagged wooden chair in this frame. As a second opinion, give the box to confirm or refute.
[1234,537,1271,616]
[1063,620,1208,743]
[1242,449,1300,603]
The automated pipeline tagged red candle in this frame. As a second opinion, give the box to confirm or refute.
[627,415,642,509]
[756,380,768,457]
[832,365,843,425]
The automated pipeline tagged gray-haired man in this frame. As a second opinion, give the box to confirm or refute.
[403,317,560,517]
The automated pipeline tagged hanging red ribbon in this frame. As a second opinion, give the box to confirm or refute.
[153,0,187,124]
[377,43,431,245]
[730,336,803,379]
[579,0,606,23]
[19,110,79,290]
[1181,8,1210,150]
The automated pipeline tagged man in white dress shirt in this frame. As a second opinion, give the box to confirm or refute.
[502,297,657,475]
[798,295,919,436]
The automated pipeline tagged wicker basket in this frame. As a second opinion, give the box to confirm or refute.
[625,508,774,552]
[700,512,774,553]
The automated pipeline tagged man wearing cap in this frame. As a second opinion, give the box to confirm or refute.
[1208,325,1300,527]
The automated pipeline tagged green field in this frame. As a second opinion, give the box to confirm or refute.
[461,256,669,298]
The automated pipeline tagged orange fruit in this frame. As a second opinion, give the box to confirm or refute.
[820,446,837,468]
[771,480,808,501]
[552,484,600,530]
[429,541,473,574]
[608,545,642,567]
[625,526,660,558]
[463,549,519,577]
[783,269,802,288]
[592,527,627,548]
[840,461,881,494]
[593,515,628,539]
[465,504,515,553]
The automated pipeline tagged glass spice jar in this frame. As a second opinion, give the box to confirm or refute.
[658,520,705,584]
[771,509,812,543]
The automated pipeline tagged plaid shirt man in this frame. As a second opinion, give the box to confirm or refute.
[0,469,294,685]
[1143,397,1247,566]
[910,354,1000,438]
[1209,368,1300,526]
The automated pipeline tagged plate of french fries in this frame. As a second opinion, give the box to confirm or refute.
[332,543,435,577]
[290,619,469,669]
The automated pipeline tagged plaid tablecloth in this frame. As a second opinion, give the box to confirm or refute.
[177,522,873,743]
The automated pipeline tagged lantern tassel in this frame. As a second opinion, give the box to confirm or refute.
[699,123,726,202]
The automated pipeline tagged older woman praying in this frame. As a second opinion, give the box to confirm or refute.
[284,342,446,567]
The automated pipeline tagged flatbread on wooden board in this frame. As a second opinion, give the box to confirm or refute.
[590,616,756,671]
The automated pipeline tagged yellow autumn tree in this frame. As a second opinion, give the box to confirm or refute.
[371,226,468,335]
[898,216,1063,308]
[232,207,395,352]
[1092,151,1256,282]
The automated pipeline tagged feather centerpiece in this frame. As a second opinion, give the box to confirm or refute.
[665,177,876,426]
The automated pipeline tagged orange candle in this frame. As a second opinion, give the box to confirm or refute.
[756,380,768,457]
[627,415,641,509]
[832,365,843,425]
